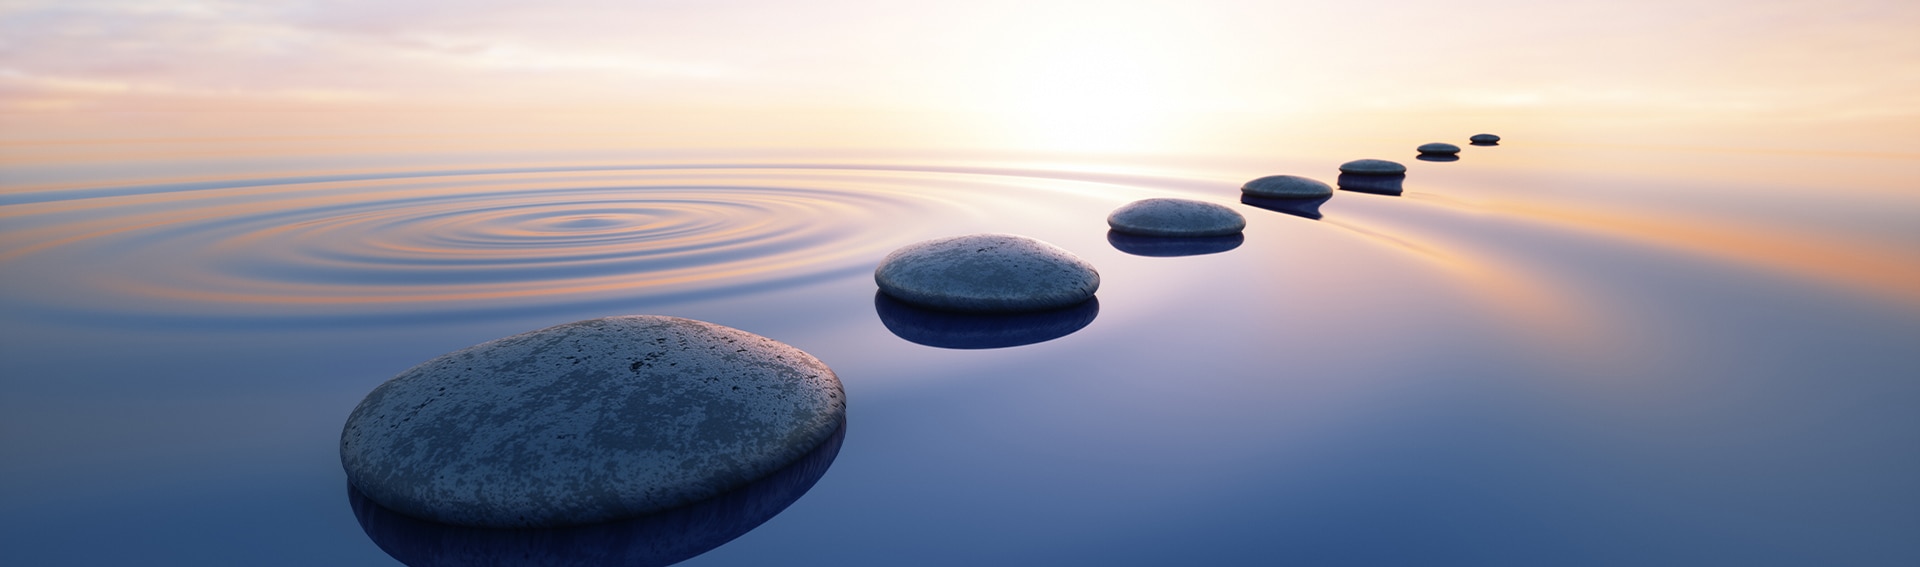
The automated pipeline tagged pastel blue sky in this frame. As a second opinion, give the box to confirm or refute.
[3,0,1916,150]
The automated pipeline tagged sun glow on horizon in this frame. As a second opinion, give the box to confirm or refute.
[969,20,1190,153]
[2,0,1918,153]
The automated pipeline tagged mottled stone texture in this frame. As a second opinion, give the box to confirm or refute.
[875,234,1099,313]
[349,423,847,567]
[1470,133,1502,144]
[340,316,845,528]
[1106,198,1246,237]
[1417,142,1462,155]
[1338,159,1408,175]
[1241,175,1334,199]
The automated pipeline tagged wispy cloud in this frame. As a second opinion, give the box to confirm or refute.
[2,0,1916,148]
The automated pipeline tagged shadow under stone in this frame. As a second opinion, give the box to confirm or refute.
[1239,195,1331,220]
[1470,141,1500,147]
[1106,230,1244,257]
[1336,173,1405,196]
[349,420,847,567]
[1416,154,1460,162]
[875,292,1098,349]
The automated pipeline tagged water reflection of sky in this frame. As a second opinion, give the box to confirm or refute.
[2,138,1917,565]
[4,0,1917,561]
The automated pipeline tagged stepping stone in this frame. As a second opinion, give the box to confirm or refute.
[1338,159,1407,175]
[1417,142,1461,156]
[1241,175,1334,199]
[1106,198,1246,238]
[349,423,846,565]
[1470,133,1501,144]
[875,234,1099,313]
[341,315,846,528]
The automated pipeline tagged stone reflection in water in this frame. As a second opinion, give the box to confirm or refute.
[1415,154,1461,163]
[349,421,845,567]
[1239,195,1332,221]
[1416,142,1462,157]
[874,292,1099,349]
[1105,230,1245,257]
[1336,173,1406,196]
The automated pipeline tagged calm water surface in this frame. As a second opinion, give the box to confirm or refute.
[2,139,1917,565]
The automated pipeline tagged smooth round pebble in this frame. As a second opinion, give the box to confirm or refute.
[1417,142,1461,155]
[1338,159,1407,175]
[341,315,846,528]
[1241,175,1334,199]
[875,234,1099,313]
[1470,133,1501,144]
[349,424,846,566]
[1106,198,1246,238]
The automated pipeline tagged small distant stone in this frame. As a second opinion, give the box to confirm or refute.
[875,234,1099,313]
[1470,133,1501,144]
[1417,143,1461,156]
[1338,159,1407,175]
[1106,198,1246,238]
[1241,175,1334,199]
[341,316,846,528]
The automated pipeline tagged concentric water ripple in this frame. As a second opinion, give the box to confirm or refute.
[0,164,1188,328]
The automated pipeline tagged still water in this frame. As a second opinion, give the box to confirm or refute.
[2,138,1917,565]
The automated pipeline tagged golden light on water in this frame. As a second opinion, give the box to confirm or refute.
[1477,199,1920,309]
[3,0,1918,325]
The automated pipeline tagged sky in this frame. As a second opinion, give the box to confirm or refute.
[2,0,1917,152]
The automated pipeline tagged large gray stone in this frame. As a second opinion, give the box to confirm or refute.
[1339,159,1407,175]
[340,315,845,528]
[1106,198,1246,237]
[1241,175,1334,199]
[1417,142,1461,155]
[875,234,1099,313]
[348,424,846,566]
